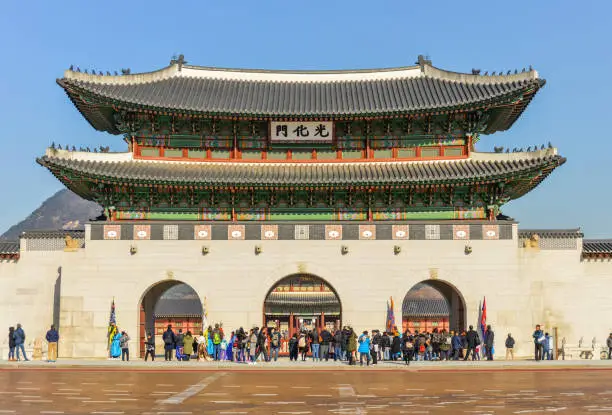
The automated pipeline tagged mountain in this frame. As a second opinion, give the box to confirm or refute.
[1,189,103,240]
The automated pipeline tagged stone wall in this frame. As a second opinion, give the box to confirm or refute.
[0,223,610,359]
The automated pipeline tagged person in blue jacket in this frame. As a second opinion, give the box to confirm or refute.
[451,330,462,360]
[358,331,371,366]
[13,324,28,361]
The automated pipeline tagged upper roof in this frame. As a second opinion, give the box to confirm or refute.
[58,56,544,134]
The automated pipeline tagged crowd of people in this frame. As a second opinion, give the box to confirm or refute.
[6,324,59,362]
[8,322,612,363]
[154,323,504,365]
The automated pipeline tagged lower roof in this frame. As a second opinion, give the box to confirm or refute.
[38,148,565,198]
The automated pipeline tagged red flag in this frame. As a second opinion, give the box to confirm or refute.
[480,297,487,336]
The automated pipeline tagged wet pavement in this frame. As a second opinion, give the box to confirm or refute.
[1,366,612,414]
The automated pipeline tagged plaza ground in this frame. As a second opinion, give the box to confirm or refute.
[1,361,612,414]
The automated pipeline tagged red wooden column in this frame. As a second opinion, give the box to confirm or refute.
[321,312,325,330]
[289,313,294,336]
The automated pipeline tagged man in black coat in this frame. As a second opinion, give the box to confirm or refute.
[484,325,495,360]
[464,325,480,361]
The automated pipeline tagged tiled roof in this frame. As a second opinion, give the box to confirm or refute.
[518,229,583,239]
[57,60,544,134]
[264,291,341,315]
[154,298,203,318]
[582,239,612,255]
[0,241,19,255]
[37,150,565,190]
[402,298,450,317]
[20,230,85,240]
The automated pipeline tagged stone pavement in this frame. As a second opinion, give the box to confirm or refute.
[1,364,612,414]
[1,357,611,371]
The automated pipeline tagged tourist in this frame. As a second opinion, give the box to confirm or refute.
[14,323,28,362]
[431,328,440,361]
[485,325,494,360]
[225,331,235,361]
[347,327,357,365]
[391,332,401,361]
[370,330,378,365]
[175,329,185,361]
[162,324,176,361]
[206,326,214,358]
[607,333,612,360]
[8,327,16,361]
[333,329,343,361]
[270,328,281,362]
[310,328,320,362]
[298,331,308,361]
[288,333,298,361]
[372,330,382,363]
[401,330,414,365]
[119,331,131,361]
[342,327,351,361]
[382,332,391,361]
[439,330,450,360]
[533,324,544,361]
[505,333,515,360]
[451,331,461,360]
[320,327,332,362]
[358,330,371,366]
[144,333,155,361]
[45,325,59,363]
[195,331,207,361]
[110,330,121,359]
[464,325,479,361]
[256,327,269,362]
[248,328,258,365]
[184,331,194,361]
[212,324,222,361]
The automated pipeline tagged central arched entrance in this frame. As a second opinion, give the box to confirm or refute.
[402,280,466,333]
[139,281,203,357]
[263,273,342,337]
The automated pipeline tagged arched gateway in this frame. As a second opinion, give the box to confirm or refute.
[139,281,203,357]
[402,280,466,333]
[263,273,341,336]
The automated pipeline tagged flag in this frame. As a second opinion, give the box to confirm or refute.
[107,298,118,350]
[386,296,395,333]
[480,297,487,338]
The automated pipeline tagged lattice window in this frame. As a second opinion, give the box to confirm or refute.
[518,237,578,250]
[163,225,179,240]
[24,238,84,251]
[295,225,310,240]
[425,225,440,240]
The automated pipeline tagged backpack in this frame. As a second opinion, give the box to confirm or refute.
[298,336,306,348]
[419,344,425,353]
[213,331,221,345]
[272,333,280,347]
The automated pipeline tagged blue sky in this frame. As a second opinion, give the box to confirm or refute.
[1,1,610,236]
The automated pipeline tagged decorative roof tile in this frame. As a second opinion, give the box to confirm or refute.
[0,241,20,255]
[518,229,583,239]
[582,239,612,255]
[20,230,85,240]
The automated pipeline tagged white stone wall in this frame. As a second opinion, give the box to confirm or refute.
[1,227,610,360]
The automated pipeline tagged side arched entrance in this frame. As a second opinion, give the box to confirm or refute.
[402,280,466,333]
[263,273,342,337]
[139,280,203,357]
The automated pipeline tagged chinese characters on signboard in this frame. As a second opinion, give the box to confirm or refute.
[270,121,333,142]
